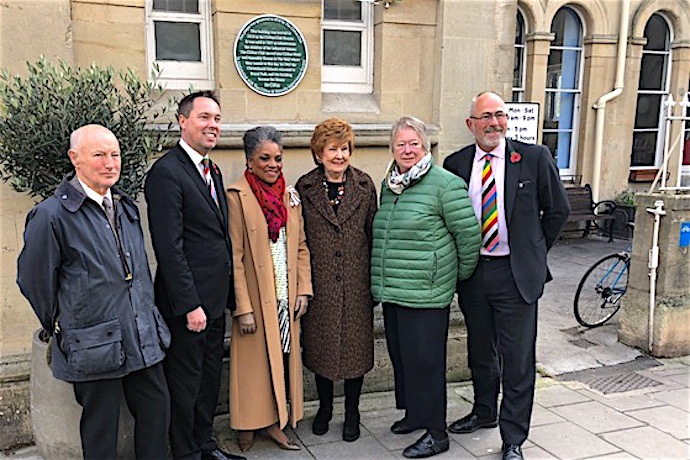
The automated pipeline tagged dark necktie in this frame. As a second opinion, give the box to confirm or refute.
[202,158,219,206]
[103,196,116,233]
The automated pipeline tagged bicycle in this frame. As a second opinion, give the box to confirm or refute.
[573,245,631,327]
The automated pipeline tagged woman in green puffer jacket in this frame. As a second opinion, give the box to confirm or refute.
[371,116,480,459]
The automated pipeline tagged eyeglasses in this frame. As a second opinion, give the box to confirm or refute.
[394,140,423,152]
[470,112,507,123]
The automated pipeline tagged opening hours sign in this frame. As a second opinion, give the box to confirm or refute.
[234,15,309,97]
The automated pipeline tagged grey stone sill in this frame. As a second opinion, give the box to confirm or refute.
[154,123,439,149]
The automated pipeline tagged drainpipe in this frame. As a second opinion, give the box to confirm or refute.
[646,200,666,353]
[591,0,630,202]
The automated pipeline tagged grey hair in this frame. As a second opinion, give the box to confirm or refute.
[469,91,505,117]
[389,116,431,153]
[242,126,283,160]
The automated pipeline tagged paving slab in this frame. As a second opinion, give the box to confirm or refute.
[520,445,558,459]
[650,388,690,412]
[549,400,644,434]
[307,434,394,460]
[530,404,566,427]
[601,425,690,459]
[584,453,638,459]
[448,426,503,458]
[389,440,475,460]
[534,384,592,408]
[528,421,620,459]
[360,414,421,451]
[575,387,666,412]
[626,405,690,439]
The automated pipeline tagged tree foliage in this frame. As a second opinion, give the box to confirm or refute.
[0,57,173,199]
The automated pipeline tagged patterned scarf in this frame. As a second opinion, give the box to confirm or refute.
[385,152,433,195]
[244,169,287,242]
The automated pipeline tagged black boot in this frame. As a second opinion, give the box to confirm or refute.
[343,376,363,442]
[312,374,333,435]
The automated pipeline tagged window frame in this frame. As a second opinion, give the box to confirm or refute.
[681,89,690,186]
[321,0,374,94]
[542,6,584,176]
[631,12,672,170]
[145,0,214,90]
[512,8,527,102]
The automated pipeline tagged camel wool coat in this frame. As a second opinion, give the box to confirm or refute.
[295,166,377,381]
[227,175,313,430]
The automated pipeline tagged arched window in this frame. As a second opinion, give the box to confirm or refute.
[512,8,527,102]
[631,13,671,168]
[543,7,583,174]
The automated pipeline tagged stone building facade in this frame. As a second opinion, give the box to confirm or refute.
[2,0,690,449]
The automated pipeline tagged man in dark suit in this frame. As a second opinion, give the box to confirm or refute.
[145,91,244,460]
[443,91,569,460]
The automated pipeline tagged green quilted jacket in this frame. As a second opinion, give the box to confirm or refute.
[371,164,480,308]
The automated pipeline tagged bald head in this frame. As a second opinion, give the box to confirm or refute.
[466,91,508,152]
[468,91,505,117]
[68,124,121,195]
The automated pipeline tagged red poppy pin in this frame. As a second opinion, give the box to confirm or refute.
[510,151,521,163]
[212,163,220,174]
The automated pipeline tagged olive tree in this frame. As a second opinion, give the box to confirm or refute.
[0,57,173,199]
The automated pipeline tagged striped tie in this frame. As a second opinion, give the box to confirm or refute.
[481,154,500,252]
[202,158,219,206]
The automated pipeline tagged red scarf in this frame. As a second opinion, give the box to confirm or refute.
[244,169,287,242]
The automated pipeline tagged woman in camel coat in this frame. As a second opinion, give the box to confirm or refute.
[227,126,313,452]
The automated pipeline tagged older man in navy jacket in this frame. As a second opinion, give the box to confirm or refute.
[17,124,171,460]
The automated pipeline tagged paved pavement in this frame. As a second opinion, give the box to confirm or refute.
[4,237,690,459]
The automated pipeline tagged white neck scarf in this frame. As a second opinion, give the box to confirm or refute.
[385,152,433,195]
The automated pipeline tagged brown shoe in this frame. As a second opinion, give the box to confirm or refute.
[237,431,254,452]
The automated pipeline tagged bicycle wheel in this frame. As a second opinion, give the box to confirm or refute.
[574,253,629,327]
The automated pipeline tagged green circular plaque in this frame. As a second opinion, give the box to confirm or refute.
[234,15,309,97]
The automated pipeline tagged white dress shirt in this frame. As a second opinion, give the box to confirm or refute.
[77,177,112,210]
[179,138,209,182]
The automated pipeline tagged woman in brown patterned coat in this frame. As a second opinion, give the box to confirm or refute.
[295,118,377,442]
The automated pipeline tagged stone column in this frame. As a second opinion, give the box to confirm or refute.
[524,32,553,144]
[619,192,690,357]
[434,0,515,157]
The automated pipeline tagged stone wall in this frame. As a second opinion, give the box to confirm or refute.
[619,192,690,357]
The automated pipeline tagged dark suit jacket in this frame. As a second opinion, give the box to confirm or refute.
[443,139,569,304]
[145,144,235,320]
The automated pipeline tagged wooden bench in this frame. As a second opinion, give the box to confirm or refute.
[564,184,616,241]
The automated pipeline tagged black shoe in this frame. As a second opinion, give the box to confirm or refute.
[391,418,420,434]
[342,410,360,442]
[312,406,332,435]
[201,448,247,460]
[502,444,523,460]
[402,431,450,458]
[447,413,497,434]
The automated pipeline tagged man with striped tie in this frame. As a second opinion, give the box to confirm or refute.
[145,92,245,460]
[443,91,569,460]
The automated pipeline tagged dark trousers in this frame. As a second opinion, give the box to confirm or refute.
[72,362,169,460]
[164,314,226,460]
[383,303,449,433]
[459,257,537,445]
